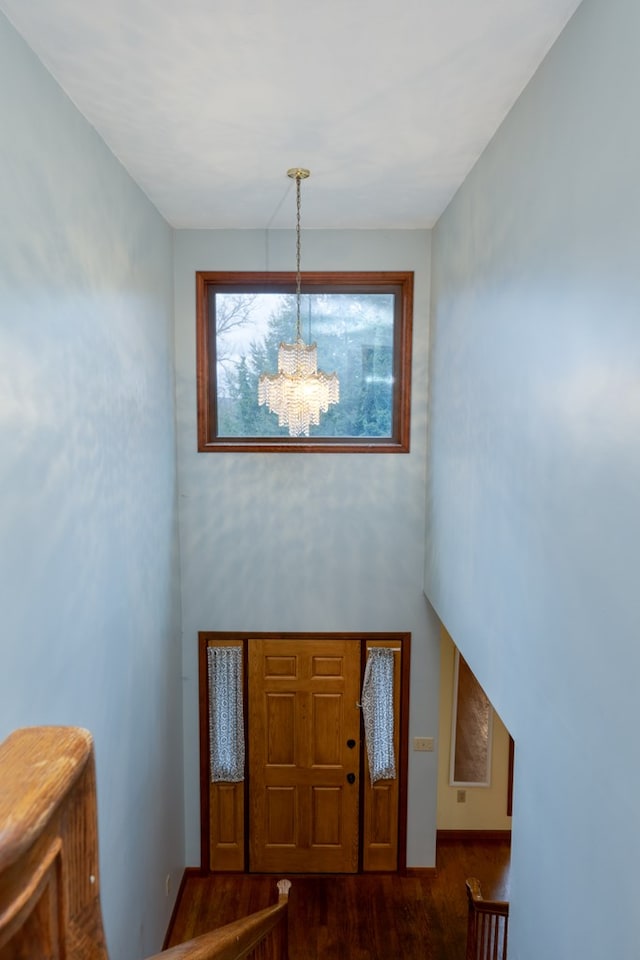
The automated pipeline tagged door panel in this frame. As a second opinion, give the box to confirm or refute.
[266,695,296,765]
[311,787,342,844]
[249,638,361,873]
[204,637,245,871]
[266,787,296,844]
[362,641,402,871]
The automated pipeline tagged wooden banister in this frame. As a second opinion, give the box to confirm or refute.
[0,726,108,960]
[0,727,290,960]
[145,881,291,960]
[465,877,509,960]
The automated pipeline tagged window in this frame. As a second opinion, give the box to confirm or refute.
[449,651,493,787]
[196,271,413,452]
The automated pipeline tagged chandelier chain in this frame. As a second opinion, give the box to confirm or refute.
[295,173,302,340]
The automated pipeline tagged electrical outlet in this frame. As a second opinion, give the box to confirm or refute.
[457,789,467,803]
[413,737,434,752]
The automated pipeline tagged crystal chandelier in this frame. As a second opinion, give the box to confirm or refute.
[258,168,339,437]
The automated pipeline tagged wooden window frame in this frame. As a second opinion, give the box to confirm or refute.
[196,270,413,453]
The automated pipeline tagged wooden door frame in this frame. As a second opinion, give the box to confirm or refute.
[198,631,411,874]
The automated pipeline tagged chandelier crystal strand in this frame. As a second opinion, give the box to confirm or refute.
[257,168,339,437]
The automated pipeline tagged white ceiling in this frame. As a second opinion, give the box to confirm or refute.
[1,0,582,229]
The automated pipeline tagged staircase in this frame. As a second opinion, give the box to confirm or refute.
[0,727,290,960]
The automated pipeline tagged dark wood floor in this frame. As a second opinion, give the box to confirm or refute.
[166,838,510,959]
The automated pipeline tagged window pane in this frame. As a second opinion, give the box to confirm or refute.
[215,292,395,439]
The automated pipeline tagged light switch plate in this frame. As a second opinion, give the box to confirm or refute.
[413,737,434,752]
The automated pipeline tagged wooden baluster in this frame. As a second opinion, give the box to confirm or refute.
[466,877,509,960]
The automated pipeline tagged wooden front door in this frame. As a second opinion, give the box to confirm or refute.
[248,638,361,873]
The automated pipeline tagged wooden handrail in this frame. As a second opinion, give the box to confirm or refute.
[0,726,109,959]
[465,877,509,960]
[145,881,291,960]
[0,727,290,960]
[0,726,94,872]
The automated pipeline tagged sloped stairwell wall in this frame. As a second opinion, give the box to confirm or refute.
[426,0,640,957]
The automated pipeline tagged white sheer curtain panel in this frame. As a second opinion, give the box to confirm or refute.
[361,647,397,783]
[207,646,245,782]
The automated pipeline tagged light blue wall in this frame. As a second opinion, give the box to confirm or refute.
[173,228,441,868]
[427,0,640,955]
[0,13,184,959]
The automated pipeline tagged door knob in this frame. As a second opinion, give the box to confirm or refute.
[346,739,356,749]
[346,772,356,784]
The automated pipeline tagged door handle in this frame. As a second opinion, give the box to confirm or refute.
[346,772,356,784]
[346,739,356,749]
